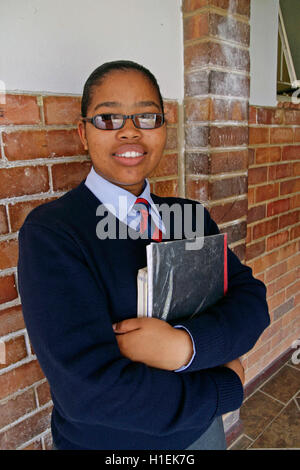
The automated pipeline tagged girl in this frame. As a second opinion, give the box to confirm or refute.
[17,60,269,450]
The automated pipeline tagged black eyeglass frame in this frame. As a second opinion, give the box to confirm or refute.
[81,112,165,130]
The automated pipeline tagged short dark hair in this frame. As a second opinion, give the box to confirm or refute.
[81,60,164,117]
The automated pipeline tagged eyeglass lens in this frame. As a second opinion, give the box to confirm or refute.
[93,113,163,130]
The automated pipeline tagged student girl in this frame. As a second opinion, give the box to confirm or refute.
[17,60,270,450]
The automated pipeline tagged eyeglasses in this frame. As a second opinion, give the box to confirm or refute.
[81,113,164,130]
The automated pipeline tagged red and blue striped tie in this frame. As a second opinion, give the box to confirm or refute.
[134,197,162,242]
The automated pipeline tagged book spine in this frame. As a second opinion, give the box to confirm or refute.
[224,232,228,294]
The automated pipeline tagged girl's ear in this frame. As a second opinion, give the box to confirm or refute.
[77,119,88,151]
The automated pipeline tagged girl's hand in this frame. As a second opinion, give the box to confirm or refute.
[113,317,193,371]
[223,358,245,385]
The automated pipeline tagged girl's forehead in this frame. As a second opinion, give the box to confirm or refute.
[90,70,160,107]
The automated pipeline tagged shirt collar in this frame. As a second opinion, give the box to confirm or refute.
[84,166,162,226]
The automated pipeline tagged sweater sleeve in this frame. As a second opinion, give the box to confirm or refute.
[170,207,270,372]
[17,221,243,435]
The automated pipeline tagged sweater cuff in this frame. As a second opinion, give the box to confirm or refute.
[173,325,196,372]
[170,313,227,371]
[208,366,244,417]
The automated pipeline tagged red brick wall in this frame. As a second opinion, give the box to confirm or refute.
[245,102,300,383]
[0,94,180,449]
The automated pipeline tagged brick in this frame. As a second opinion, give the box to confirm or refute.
[266,258,289,287]
[150,153,178,178]
[247,204,266,224]
[209,175,247,199]
[248,187,255,206]
[153,179,178,198]
[279,210,299,229]
[255,146,281,164]
[51,161,92,192]
[290,194,300,209]
[209,71,249,98]
[292,161,300,176]
[210,13,250,46]
[0,274,18,304]
[186,0,250,16]
[0,205,9,235]
[275,270,298,293]
[184,13,209,41]
[252,217,278,240]
[280,178,300,196]
[246,240,265,261]
[0,406,51,450]
[185,70,210,97]
[249,107,257,124]
[0,360,44,401]
[210,126,248,147]
[249,127,269,145]
[290,224,300,240]
[294,128,300,142]
[257,108,284,125]
[267,290,286,311]
[165,127,178,150]
[3,129,86,161]
[284,110,300,125]
[0,335,27,370]
[248,166,268,185]
[270,127,294,144]
[36,381,51,406]
[210,42,250,71]
[185,125,209,148]
[230,242,245,261]
[256,183,279,203]
[8,197,57,233]
[273,298,294,321]
[185,153,209,175]
[184,41,250,72]
[183,0,208,12]
[210,98,248,122]
[267,198,290,217]
[164,101,178,124]
[246,225,251,244]
[268,163,292,181]
[210,149,248,173]
[0,239,18,270]
[0,166,49,199]
[0,94,40,126]
[43,96,81,125]
[286,280,300,299]
[252,250,282,275]
[185,177,208,202]
[210,0,250,16]
[184,41,210,71]
[282,145,300,161]
[209,198,247,224]
[185,98,211,121]
[0,305,25,336]
[220,220,247,244]
[0,389,36,429]
[266,230,289,251]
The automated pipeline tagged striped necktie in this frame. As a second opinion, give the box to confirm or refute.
[134,197,162,242]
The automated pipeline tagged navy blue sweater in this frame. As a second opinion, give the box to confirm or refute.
[17,181,270,450]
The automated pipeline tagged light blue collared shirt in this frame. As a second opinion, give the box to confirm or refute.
[85,166,165,234]
[84,166,195,372]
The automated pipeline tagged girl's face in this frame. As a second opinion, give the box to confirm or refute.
[78,70,167,196]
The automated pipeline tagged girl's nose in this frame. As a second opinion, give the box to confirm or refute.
[116,116,142,139]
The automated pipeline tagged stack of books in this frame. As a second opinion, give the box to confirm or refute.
[137,233,227,322]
